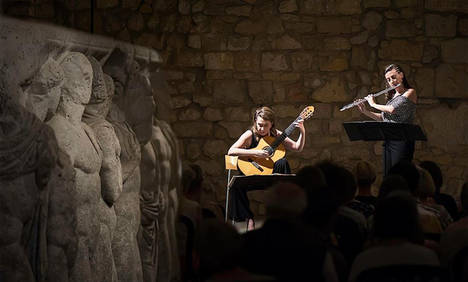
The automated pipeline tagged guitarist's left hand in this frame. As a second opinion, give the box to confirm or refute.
[294,118,305,132]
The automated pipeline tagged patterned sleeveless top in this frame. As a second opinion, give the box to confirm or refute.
[382,94,416,123]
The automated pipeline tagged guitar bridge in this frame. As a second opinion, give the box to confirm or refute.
[248,158,264,172]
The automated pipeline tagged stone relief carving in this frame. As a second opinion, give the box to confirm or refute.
[1,17,181,281]
[46,52,104,282]
[0,99,58,281]
[83,55,123,282]
[103,48,144,282]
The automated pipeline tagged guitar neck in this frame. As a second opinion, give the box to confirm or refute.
[270,116,301,149]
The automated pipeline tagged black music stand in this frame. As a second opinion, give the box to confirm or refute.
[225,174,296,223]
[342,121,427,175]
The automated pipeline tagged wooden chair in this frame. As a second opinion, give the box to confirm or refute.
[224,155,238,223]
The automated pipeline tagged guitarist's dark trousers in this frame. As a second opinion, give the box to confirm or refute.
[229,158,291,222]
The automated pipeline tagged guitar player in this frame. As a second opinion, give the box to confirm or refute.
[227,106,306,231]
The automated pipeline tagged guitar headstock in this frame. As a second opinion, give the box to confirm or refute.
[299,106,315,120]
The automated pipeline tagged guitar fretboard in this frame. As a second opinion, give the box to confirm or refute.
[270,116,301,150]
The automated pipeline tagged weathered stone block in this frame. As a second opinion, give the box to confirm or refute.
[128,13,144,31]
[228,36,251,50]
[203,140,229,159]
[422,45,439,63]
[173,121,213,137]
[226,5,252,16]
[362,11,383,31]
[290,52,314,72]
[319,53,349,71]
[284,22,315,33]
[179,106,202,121]
[459,19,468,36]
[425,14,457,37]
[350,31,369,45]
[218,121,250,138]
[425,0,468,13]
[204,52,233,70]
[272,34,302,50]
[202,34,227,51]
[414,68,434,97]
[212,79,247,104]
[266,17,285,34]
[386,20,418,37]
[97,0,118,9]
[363,0,391,8]
[263,72,301,81]
[435,64,468,98]
[441,38,468,63]
[336,0,361,15]
[234,52,260,72]
[135,33,164,50]
[279,0,298,13]
[188,35,201,49]
[171,95,192,109]
[378,40,424,61]
[312,76,350,102]
[203,107,224,121]
[418,103,468,151]
[178,0,191,15]
[225,106,251,122]
[248,81,274,104]
[394,0,418,7]
[317,17,353,34]
[261,53,289,71]
[323,37,351,50]
[176,81,195,94]
[235,19,267,35]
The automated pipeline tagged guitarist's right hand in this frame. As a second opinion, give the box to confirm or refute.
[252,149,270,158]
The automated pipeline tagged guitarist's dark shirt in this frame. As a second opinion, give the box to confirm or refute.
[248,129,259,149]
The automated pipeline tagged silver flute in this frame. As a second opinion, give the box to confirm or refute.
[339,84,401,111]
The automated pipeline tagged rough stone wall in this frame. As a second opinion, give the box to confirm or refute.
[3,0,468,215]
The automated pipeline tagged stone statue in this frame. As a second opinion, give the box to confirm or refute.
[46,52,103,282]
[19,55,78,282]
[154,117,182,282]
[0,98,58,282]
[21,56,64,121]
[83,56,122,282]
[103,48,144,282]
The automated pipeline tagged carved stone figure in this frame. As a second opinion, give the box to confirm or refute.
[103,48,144,282]
[154,117,182,282]
[46,52,103,282]
[83,56,122,282]
[0,98,58,281]
[21,56,64,121]
[19,55,78,282]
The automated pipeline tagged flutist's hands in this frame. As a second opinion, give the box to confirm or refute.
[357,102,368,113]
[364,95,376,107]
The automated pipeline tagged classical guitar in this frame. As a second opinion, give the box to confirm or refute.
[237,106,315,176]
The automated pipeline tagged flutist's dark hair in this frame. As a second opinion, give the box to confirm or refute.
[384,64,411,101]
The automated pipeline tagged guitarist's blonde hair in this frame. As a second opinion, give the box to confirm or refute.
[251,106,277,139]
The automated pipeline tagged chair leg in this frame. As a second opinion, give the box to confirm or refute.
[225,169,231,222]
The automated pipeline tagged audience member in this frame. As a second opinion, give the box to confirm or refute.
[240,182,339,282]
[316,161,367,272]
[296,165,348,282]
[353,161,378,207]
[416,166,453,230]
[420,160,459,221]
[387,161,443,235]
[349,191,439,282]
[440,182,468,268]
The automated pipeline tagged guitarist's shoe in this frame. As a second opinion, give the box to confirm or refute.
[246,218,255,232]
